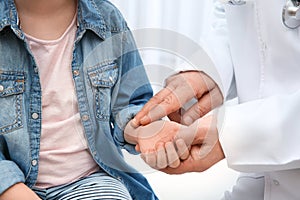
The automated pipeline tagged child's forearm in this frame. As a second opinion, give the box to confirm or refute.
[0,183,41,200]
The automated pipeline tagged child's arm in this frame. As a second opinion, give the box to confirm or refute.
[0,137,29,198]
[110,28,153,154]
[0,183,41,200]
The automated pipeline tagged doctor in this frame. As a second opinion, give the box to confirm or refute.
[132,0,300,199]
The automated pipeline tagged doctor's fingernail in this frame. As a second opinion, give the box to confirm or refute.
[131,118,139,128]
[183,116,193,125]
[140,116,150,124]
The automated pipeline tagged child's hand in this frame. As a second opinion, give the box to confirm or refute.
[125,119,196,168]
[136,120,201,169]
[140,115,219,170]
[139,123,195,169]
[125,120,181,151]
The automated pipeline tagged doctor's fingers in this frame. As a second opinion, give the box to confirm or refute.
[136,86,196,126]
[133,87,174,126]
[167,109,182,124]
[182,87,223,126]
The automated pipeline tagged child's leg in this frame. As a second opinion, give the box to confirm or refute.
[32,187,47,200]
[33,171,132,200]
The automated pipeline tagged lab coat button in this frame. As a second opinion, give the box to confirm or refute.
[273,180,280,186]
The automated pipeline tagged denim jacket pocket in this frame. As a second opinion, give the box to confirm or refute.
[0,71,25,134]
[87,62,119,121]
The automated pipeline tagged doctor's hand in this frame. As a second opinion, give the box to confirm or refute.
[124,120,197,169]
[133,71,223,127]
[160,115,225,174]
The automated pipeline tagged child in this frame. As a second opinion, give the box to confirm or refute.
[0,0,157,199]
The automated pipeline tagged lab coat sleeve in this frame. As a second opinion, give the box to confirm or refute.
[219,90,300,172]
[200,0,236,100]
[174,1,236,100]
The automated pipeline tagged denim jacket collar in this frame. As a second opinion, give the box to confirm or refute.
[0,0,108,40]
[77,0,108,40]
[0,0,18,31]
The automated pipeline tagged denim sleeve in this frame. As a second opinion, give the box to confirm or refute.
[111,28,153,154]
[0,136,25,195]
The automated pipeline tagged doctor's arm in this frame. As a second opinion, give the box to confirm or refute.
[218,90,300,172]
[161,90,300,174]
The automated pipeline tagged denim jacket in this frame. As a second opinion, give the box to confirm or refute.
[0,0,157,199]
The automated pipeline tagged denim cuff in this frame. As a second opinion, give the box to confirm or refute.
[114,105,143,154]
[0,160,25,195]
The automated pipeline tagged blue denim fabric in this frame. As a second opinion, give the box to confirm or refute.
[0,0,157,199]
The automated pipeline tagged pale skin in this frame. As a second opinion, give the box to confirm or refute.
[125,71,225,173]
[125,120,197,169]
[0,0,77,199]
[134,71,223,126]
[161,115,225,174]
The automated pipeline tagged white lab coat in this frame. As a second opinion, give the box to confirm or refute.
[201,0,300,199]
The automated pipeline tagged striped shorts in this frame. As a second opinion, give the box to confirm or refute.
[33,171,132,200]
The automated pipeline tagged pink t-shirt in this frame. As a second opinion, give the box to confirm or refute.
[25,15,99,188]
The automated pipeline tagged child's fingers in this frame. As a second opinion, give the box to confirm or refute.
[175,139,190,160]
[141,151,157,168]
[165,142,180,168]
[156,145,167,169]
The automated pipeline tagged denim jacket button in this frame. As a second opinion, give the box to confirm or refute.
[73,70,80,76]
[81,115,89,121]
[0,85,4,92]
[31,160,38,166]
[32,113,39,119]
